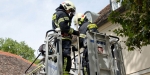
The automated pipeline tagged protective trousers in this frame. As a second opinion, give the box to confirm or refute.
[62,40,72,72]
[82,48,90,75]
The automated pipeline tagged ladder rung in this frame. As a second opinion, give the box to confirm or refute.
[97,39,106,42]
[100,68,111,71]
[71,68,83,70]
[98,53,108,57]
[39,71,46,74]
[48,54,57,57]
[26,65,44,75]
[73,62,77,64]
[114,58,123,62]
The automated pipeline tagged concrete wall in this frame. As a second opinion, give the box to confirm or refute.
[98,22,150,75]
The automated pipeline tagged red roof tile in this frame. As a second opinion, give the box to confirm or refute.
[94,4,111,25]
[0,50,37,74]
[0,51,36,66]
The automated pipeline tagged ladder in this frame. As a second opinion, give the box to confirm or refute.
[25,29,62,75]
[44,28,63,75]
[25,62,45,75]
[25,29,126,75]
[109,37,126,75]
[44,28,83,75]
[86,31,126,75]
[25,28,84,75]
[70,47,84,75]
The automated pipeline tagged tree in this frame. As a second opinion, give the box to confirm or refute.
[108,0,150,51]
[0,38,36,61]
[0,38,4,49]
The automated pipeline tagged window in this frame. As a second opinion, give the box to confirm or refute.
[111,0,122,11]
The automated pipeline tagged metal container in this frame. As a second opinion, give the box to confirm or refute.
[84,11,100,23]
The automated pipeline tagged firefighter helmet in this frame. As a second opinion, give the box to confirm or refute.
[73,13,86,25]
[61,0,76,12]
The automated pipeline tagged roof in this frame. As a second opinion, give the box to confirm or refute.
[0,50,37,75]
[94,4,111,26]
[95,4,125,26]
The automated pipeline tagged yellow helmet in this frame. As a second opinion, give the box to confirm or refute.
[73,13,86,25]
[61,0,76,12]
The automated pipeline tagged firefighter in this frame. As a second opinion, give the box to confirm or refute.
[73,13,98,75]
[52,0,79,74]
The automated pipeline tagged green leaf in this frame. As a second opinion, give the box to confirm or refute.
[109,0,150,51]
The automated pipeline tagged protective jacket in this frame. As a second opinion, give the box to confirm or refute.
[79,19,98,48]
[52,5,77,40]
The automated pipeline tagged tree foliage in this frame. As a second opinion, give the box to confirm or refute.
[109,0,150,51]
[0,38,36,61]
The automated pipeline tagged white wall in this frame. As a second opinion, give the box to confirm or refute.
[98,22,150,75]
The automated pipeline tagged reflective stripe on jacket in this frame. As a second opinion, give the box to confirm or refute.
[52,7,73,40]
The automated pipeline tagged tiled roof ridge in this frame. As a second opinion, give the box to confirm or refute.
[95,4,111,24]
[0,50,36,66]
[98,4,111,14]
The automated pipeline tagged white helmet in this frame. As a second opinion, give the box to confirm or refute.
[73,13,86,25]
[61,0,76,12]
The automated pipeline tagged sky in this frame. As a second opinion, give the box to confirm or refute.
[0,0,110,56]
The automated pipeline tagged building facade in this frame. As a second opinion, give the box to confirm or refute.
[93,4,150,75]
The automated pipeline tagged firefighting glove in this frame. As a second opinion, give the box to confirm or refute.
[73,30,79,36]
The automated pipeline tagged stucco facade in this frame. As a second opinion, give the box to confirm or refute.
[97,21,150,75]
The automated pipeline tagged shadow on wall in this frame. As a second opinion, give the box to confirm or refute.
[108,24,150,74]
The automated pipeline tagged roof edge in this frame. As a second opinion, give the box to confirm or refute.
[0,50,37,66]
